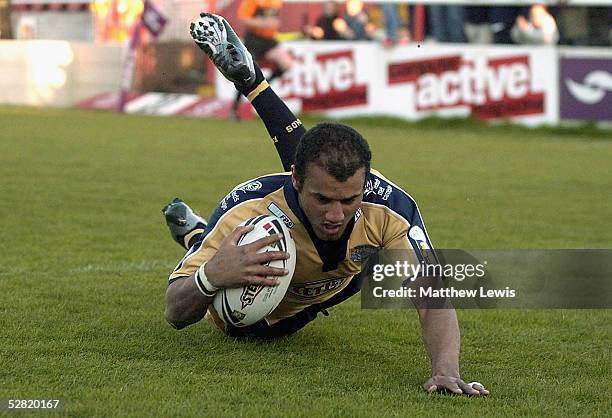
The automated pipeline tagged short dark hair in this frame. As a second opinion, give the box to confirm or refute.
[294,122,371,188]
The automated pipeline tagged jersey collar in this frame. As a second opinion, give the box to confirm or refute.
[283,177,355,272]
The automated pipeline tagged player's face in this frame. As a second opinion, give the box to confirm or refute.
[293,163,366,241]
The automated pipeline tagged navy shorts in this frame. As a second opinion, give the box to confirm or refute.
[244,32,278,60]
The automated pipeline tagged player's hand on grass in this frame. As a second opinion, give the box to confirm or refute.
[424,375,489,396]
[204,225,290,288]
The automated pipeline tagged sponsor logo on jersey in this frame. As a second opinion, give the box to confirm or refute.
[241,181,263,192]
[289,277,348,299]
[220,180,263,210]
[285,119,303,133]
[267,202,295,229]
[365,178,393,201]
[350,245,379,262]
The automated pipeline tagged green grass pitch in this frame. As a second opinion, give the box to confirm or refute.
[0,106,610,416]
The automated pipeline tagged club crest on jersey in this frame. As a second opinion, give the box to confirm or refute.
[350,245,378,261]
[267,202,294,229]
[240,284,265,309]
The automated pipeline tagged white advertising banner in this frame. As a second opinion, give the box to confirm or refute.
[216,42,559,126]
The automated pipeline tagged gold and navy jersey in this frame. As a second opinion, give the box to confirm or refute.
[169,169,435,328]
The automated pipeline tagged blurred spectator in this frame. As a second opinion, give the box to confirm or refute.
[585,7,612,46]
[342,0,375,40]
[511,4,559,45]
[557,6,611,46]
[305,0,344,40]
[557,6,588,45]
[0,0,12,39]
[464,6,492,44]
[382,2,401,44]
[428,4,465,43]
[489,6,521,44]
[233,0,293,119]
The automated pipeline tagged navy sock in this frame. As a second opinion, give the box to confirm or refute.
[236,64,306,171]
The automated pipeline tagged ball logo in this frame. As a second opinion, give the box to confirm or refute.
[240,284,265,309]
[565,71,612,105]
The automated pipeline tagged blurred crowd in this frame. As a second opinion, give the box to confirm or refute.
[301,1,612,47]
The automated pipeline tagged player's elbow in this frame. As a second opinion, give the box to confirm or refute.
[165,307,187,330]
[164,303,205,330]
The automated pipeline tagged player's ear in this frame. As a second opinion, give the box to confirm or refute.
[291,165,301,191]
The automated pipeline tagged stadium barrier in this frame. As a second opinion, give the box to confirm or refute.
[0,40,610,124]
[217,42,560,125]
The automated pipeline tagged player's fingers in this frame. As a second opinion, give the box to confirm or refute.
[244,275,281,287]
[457,380,480,396]
[249,264,288,278]
[227,225,255,245]
[443,382,463,395]
[252,250,289,264]
[245,233,284,251]
[425,384,437,394]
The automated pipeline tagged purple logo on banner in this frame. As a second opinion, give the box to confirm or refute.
[560,57,612,121]
[142,0,168,38]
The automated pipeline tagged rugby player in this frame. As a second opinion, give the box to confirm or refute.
[163,13,488,396]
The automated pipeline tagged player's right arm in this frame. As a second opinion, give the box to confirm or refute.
[164,225,289,330]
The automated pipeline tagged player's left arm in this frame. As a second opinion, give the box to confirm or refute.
[416,304,486,395]
[377,176,488,396]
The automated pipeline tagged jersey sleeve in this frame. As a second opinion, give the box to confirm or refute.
[366,170,439,269]
[168,174,288,284]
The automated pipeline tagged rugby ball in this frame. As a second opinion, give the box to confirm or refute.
[212,215,296,327]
